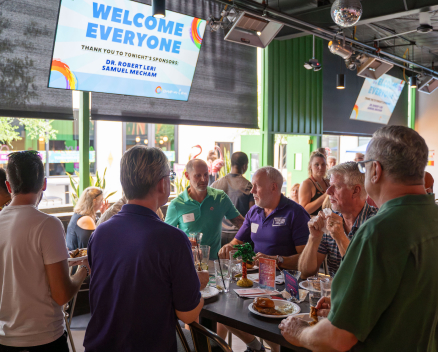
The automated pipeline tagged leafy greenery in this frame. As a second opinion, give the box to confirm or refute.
[66,167,117,205]
[233,243,256,263]
[18,118,58,140]
[0,117,21,147]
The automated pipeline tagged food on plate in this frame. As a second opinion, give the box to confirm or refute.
[246,261,255,269]
[253,298,282,315]
[309,306,319,326]
[69,248,87,258]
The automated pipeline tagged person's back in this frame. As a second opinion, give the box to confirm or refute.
[0,205,68,347]
[211,152,254,246]
[84,146,202,352]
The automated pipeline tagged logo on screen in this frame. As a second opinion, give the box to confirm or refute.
[190,18,203,49]
[50,59,78,90]
[155,86,162,94]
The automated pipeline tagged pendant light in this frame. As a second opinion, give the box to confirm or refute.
[337,74,345,89]
[410,75,418,89]
[152,0,165,18]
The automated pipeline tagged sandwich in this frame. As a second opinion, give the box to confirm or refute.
[69,248,87,258]
[253,297,282,315]
[309,306,318,326]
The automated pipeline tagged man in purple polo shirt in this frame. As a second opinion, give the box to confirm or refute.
[218,166,310,352]
[84,146,204,352]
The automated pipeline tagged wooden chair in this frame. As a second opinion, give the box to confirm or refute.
[177,321,232,352]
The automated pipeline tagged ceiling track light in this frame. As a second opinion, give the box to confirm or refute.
[410,76,418,89]
[337,74,345,89]
[152,0,165,19]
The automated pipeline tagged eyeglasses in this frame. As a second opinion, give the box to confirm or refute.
[162,171,176,182]
[357,160,376,173]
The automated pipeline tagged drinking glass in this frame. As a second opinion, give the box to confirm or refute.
[214,259,230,293]
[320,278,332,298]
[188,232,203,248]
[229,250,242,281]
[308,281,321,306]
[192,247,201,270]
[199,245,210,271]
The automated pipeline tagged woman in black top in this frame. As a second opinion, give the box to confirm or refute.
[299,151,330,216]
[66,187,109,250]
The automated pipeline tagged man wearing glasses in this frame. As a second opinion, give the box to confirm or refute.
[165,159,244,259]
[280,126,438,351]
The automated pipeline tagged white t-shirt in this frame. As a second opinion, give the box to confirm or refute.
[0,205,69,347]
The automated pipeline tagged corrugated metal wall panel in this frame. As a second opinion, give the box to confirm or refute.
[263,36,323,135]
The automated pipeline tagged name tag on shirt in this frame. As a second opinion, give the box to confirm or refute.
[251,223,259,233]
[273,217,286,226]
[182,213,195,223]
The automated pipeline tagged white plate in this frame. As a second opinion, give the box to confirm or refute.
[248,299,300,318]
[299,281,321,293]
[293,312,322,323]
[201,286,220,299]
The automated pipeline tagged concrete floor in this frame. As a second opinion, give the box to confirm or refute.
[68,314,250,352]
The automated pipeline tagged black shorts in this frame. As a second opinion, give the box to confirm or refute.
[0,332,69,352]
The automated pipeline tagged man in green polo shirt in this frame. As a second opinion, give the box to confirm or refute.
[278,125,438,351]
[165,159,244,259]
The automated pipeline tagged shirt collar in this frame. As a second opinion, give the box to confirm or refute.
[378,194,435,213]
[334,202,376,232]
[182,186,214,203]
[120,204,160,219]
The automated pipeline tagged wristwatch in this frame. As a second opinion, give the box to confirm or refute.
[276,255,284,267]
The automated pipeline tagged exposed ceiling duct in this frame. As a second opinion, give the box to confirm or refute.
[210,0,438,80]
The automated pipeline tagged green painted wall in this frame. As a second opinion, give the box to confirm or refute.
[263,36,323,136]
[241,135,263,180]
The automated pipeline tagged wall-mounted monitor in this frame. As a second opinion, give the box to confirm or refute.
[48,0,206,101]
[350,74,405,125]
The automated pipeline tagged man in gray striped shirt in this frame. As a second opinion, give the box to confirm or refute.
[299,162,377,278]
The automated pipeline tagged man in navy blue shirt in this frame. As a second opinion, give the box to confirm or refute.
[218,166,310,352]
[84,146,205,352]
[219,167,310,270]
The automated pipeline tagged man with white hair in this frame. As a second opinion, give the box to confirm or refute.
[218,166,310,352]
[219,166,310,267]
[327,156,337,169]
[298,162,377,278]
[279,126,438,351]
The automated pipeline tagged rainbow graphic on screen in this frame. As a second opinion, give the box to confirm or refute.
[190,18,203,49]
[155,86,162,94]
[353,104,359,119]
[50,59,78,90]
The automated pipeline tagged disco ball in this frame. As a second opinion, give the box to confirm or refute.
[331,0,362,27]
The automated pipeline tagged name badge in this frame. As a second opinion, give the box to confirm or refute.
[182,213,195,223]
[273,217,286,226]
[251,223,259,233]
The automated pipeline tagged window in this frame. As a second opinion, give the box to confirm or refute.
[0,118,96,177]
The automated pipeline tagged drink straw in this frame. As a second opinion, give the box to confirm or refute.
[217,251,225,289]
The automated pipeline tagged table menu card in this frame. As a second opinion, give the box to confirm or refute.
[258,258,276,291]
[284,270,299,300]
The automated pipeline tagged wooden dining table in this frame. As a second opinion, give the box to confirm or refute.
[201,262,311,352]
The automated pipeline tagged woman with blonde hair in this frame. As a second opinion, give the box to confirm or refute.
[66,187,109,250]
[299,151,330,216]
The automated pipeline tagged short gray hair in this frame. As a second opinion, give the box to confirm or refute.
[366,126,428,184]
[328,162,366,199]
[120,146,169,200]
[255,166,283,191]
[186,159,208,173]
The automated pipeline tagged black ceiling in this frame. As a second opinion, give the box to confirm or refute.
[225,0,438,70]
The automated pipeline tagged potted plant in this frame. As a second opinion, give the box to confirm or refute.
[232,243,256,287]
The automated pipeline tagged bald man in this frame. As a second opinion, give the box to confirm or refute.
[165,159,244,259]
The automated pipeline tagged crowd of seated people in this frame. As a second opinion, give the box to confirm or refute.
[0,125,437,352]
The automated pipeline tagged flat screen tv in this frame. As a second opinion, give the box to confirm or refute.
[48,0,206,101]
[350,74,405,125]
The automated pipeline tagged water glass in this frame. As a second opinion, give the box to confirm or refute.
[214,259,230,292]
[188,232,203,247]
[320,278,332,298]
[192,247,201,270]
[308,281,321,306]
[229,250,242,281]
[199,245,210,271]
